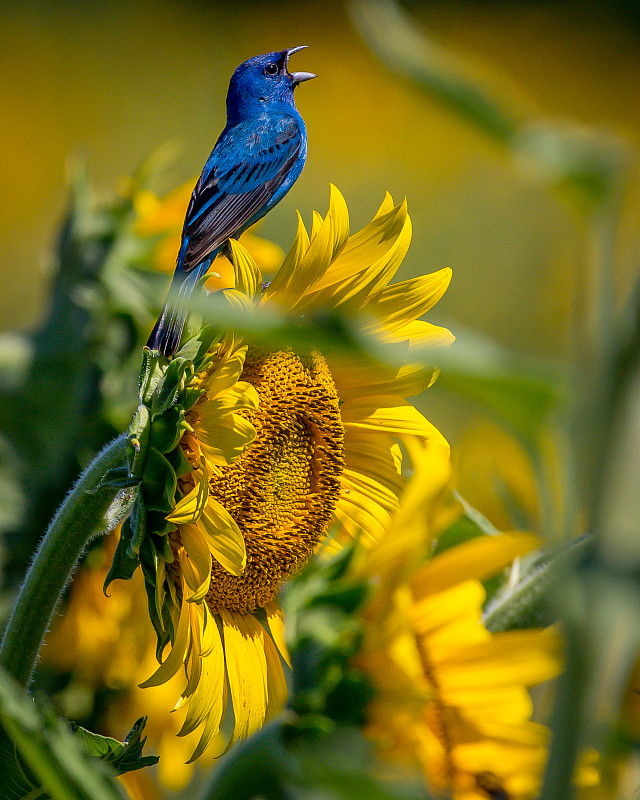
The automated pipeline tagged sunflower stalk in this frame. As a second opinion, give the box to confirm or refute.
[0,434,129,687]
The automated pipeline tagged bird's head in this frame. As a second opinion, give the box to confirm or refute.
[226,47,316,123]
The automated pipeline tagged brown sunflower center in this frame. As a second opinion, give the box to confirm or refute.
[202,347,344,615]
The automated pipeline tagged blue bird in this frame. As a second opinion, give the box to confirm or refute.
[147,47,316,357]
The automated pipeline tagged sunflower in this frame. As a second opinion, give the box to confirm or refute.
[139,185,453,760]
[351,441,596,799]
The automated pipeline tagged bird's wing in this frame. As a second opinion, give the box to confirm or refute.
[181,117,302,272]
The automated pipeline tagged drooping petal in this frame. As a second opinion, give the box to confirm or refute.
[377,319,456,350]
[265,602,291,668]
[179,525,212,602]
[221,610,269,749]
[181,605,227,762]
[199,496,247,575]
[262,626,289,720]
[167,464,209,525]
[139,592,190,688]
[329,357,436,404]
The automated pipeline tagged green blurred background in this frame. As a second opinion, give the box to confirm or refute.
[4,0,640,439]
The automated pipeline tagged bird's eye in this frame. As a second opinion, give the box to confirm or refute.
[264,63,278,77]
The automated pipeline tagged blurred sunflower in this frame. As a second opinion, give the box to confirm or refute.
[40,529,216,793]
[352,441,598,799]
[141,185,454,759]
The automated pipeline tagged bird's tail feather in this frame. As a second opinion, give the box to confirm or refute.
[147,269,202,357]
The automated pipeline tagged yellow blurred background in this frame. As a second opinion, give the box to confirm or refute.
[3,0,640,434]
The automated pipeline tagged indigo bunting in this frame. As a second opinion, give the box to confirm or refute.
[147,47,316,356]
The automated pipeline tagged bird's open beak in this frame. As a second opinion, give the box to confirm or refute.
[283,45,317,85]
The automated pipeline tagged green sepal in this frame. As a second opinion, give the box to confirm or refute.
[182,386,206,411]
[138,348,171,406]
[103,517,140,592]
[151,357,194,417]
[126,404,151,479]
[146,509,175,537]
[165,441,192,478]
[128,493,147,556]
[142,448,177,512]
[176,324,221,366]
[161,536,174,563]
[87,466,140,494]
[73,717,158,774]
[149,405,184,454]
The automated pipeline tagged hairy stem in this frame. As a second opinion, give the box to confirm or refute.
[0,434,130,686]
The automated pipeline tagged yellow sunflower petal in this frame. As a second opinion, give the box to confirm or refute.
[411,533,541,599]
[197,381,259,419]
[265,602,292,668]
[283,206,336,302]
[358,440,451,582]
[202,346,248,398]
[199,495,247,575]
[437,628,562,691]
[343,468,400,515]
[373,191,395,219]
[179,525,212,602]
[180,606,227,762]
[221,610,269,749]
[369,268,453,332]
[412,580,488,645]
[341,397,450,446]
[327,183,350,258]
[261,210,310,302]
[228,238,261,299]
[197,416,256,467]
[167,465,209,525]
[139,592,190,688]
[198,415,257,467]
[262,626,289,721]
[302,200,409,308]
[335,479,392,546]
[329,358,436,405]
[377,318,455,349]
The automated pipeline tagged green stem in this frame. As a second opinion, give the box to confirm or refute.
[0,434,129,687]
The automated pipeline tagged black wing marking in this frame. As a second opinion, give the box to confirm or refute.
[180,119,302,273]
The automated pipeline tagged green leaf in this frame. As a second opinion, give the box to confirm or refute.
[0,667,126,800]
[176,324,221,366]
[142,448,177,513]
[349,0,523,145]
[137,348,171,406]
[73,717,158,774]
[104,516,139,591]
[128,493,148,555]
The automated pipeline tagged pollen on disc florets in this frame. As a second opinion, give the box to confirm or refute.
[181,347,345,615]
